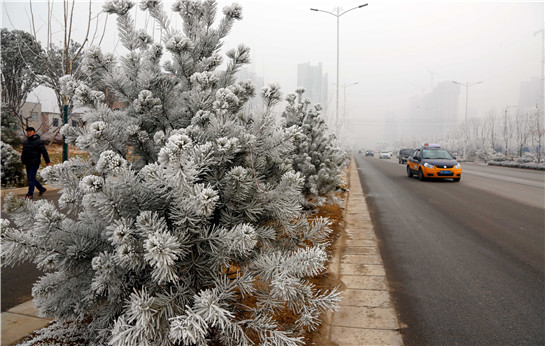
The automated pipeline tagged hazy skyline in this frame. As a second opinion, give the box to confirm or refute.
[2,0,543,147]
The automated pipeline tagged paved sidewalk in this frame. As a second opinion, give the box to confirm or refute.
[2,186,56,346]
[1,187,28,198]
[1,300,51,346]
[323,158,403,345]
[1,159,404,345]
[1,185,58,198]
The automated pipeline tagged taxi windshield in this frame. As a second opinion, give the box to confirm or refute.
[422,149,453,160]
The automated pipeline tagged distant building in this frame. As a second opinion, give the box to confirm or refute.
[297,62,329,114]
[407,81,459,139]
[237,66,265,112]
[40,112,63,142]
[18,102,84,143]
[519,77,543,112]
[40,111,84,142]
[20,102,42,132]
[106,88,129,111]
[383,111,398,145]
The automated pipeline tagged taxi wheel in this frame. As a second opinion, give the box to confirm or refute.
[453,177,461,182]
[407,166,413,177]
[418,169,425,181]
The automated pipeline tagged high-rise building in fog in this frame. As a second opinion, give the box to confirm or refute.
[237,66,265,111]
[383,111,398,145]
[519,77,543,112]
[407,81,460,139]
[297,62,329,114]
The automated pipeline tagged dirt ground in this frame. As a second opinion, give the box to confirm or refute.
[304,194,347,346]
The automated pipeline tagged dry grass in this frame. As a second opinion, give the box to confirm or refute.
[11,144,90,168]
[42,145,90,166]
[303,192,346,345]
[231,191,347,345]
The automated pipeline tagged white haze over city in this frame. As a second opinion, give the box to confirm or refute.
[2,0,543,148]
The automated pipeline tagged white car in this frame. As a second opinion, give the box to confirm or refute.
[379,152,391,159]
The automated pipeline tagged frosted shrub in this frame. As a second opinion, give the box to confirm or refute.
[491,152,508,162]
[475,145,495,163]
[282,88,349,205]
[516,153,535,163]
[2,1,341,345]
[1,140,24,187]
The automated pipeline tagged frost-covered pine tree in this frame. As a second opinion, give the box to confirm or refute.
[1,140,25,187]
[2,1,341,345]
[282,88,348,205]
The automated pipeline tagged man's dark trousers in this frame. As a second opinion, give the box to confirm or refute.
[26,165,45,196]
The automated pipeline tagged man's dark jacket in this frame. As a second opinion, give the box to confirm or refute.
[21,134,50,166]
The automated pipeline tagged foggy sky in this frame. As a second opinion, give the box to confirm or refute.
[2,0,543,147]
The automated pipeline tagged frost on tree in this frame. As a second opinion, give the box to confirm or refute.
[1,1,341,345]
[282,88,348,205]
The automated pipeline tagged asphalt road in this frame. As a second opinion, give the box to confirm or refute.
[354,155,545,345]
[1,188,57,312]
[1,261,43,312]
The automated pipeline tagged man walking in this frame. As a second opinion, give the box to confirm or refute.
[21,127,51,199]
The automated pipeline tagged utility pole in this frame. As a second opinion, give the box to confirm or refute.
[332,82,359,134]
[62,95,69,162]
[535,29,544,115]
[533,30,543,162]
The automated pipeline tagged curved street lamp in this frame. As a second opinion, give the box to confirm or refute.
[452,80,483,158]
[452,80,483,122]
[311,4,368,135]
[332,82,359,132]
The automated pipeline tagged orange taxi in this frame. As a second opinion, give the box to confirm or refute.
[406,143,462,182]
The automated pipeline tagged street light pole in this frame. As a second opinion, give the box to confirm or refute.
[332,82,359,133]
[61,95,69,162]
[452,80,482,122]
[338,82,359,131]
[336,14,340,133]
[311,4,368,135]
[452,80,482,159]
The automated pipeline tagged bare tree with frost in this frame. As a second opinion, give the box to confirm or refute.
[1,1,341,345]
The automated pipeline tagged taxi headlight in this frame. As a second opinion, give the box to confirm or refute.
[454,163,461,169]
[423,163,434,169]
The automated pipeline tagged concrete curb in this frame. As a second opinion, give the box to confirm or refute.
[324,157,404,345]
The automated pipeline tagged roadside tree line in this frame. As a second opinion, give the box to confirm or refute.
[399,105,544,164]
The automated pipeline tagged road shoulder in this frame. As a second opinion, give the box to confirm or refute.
[324,157,403,345]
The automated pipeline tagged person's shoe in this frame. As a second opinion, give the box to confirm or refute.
[24,194,33,200]
[39,188,47,196]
